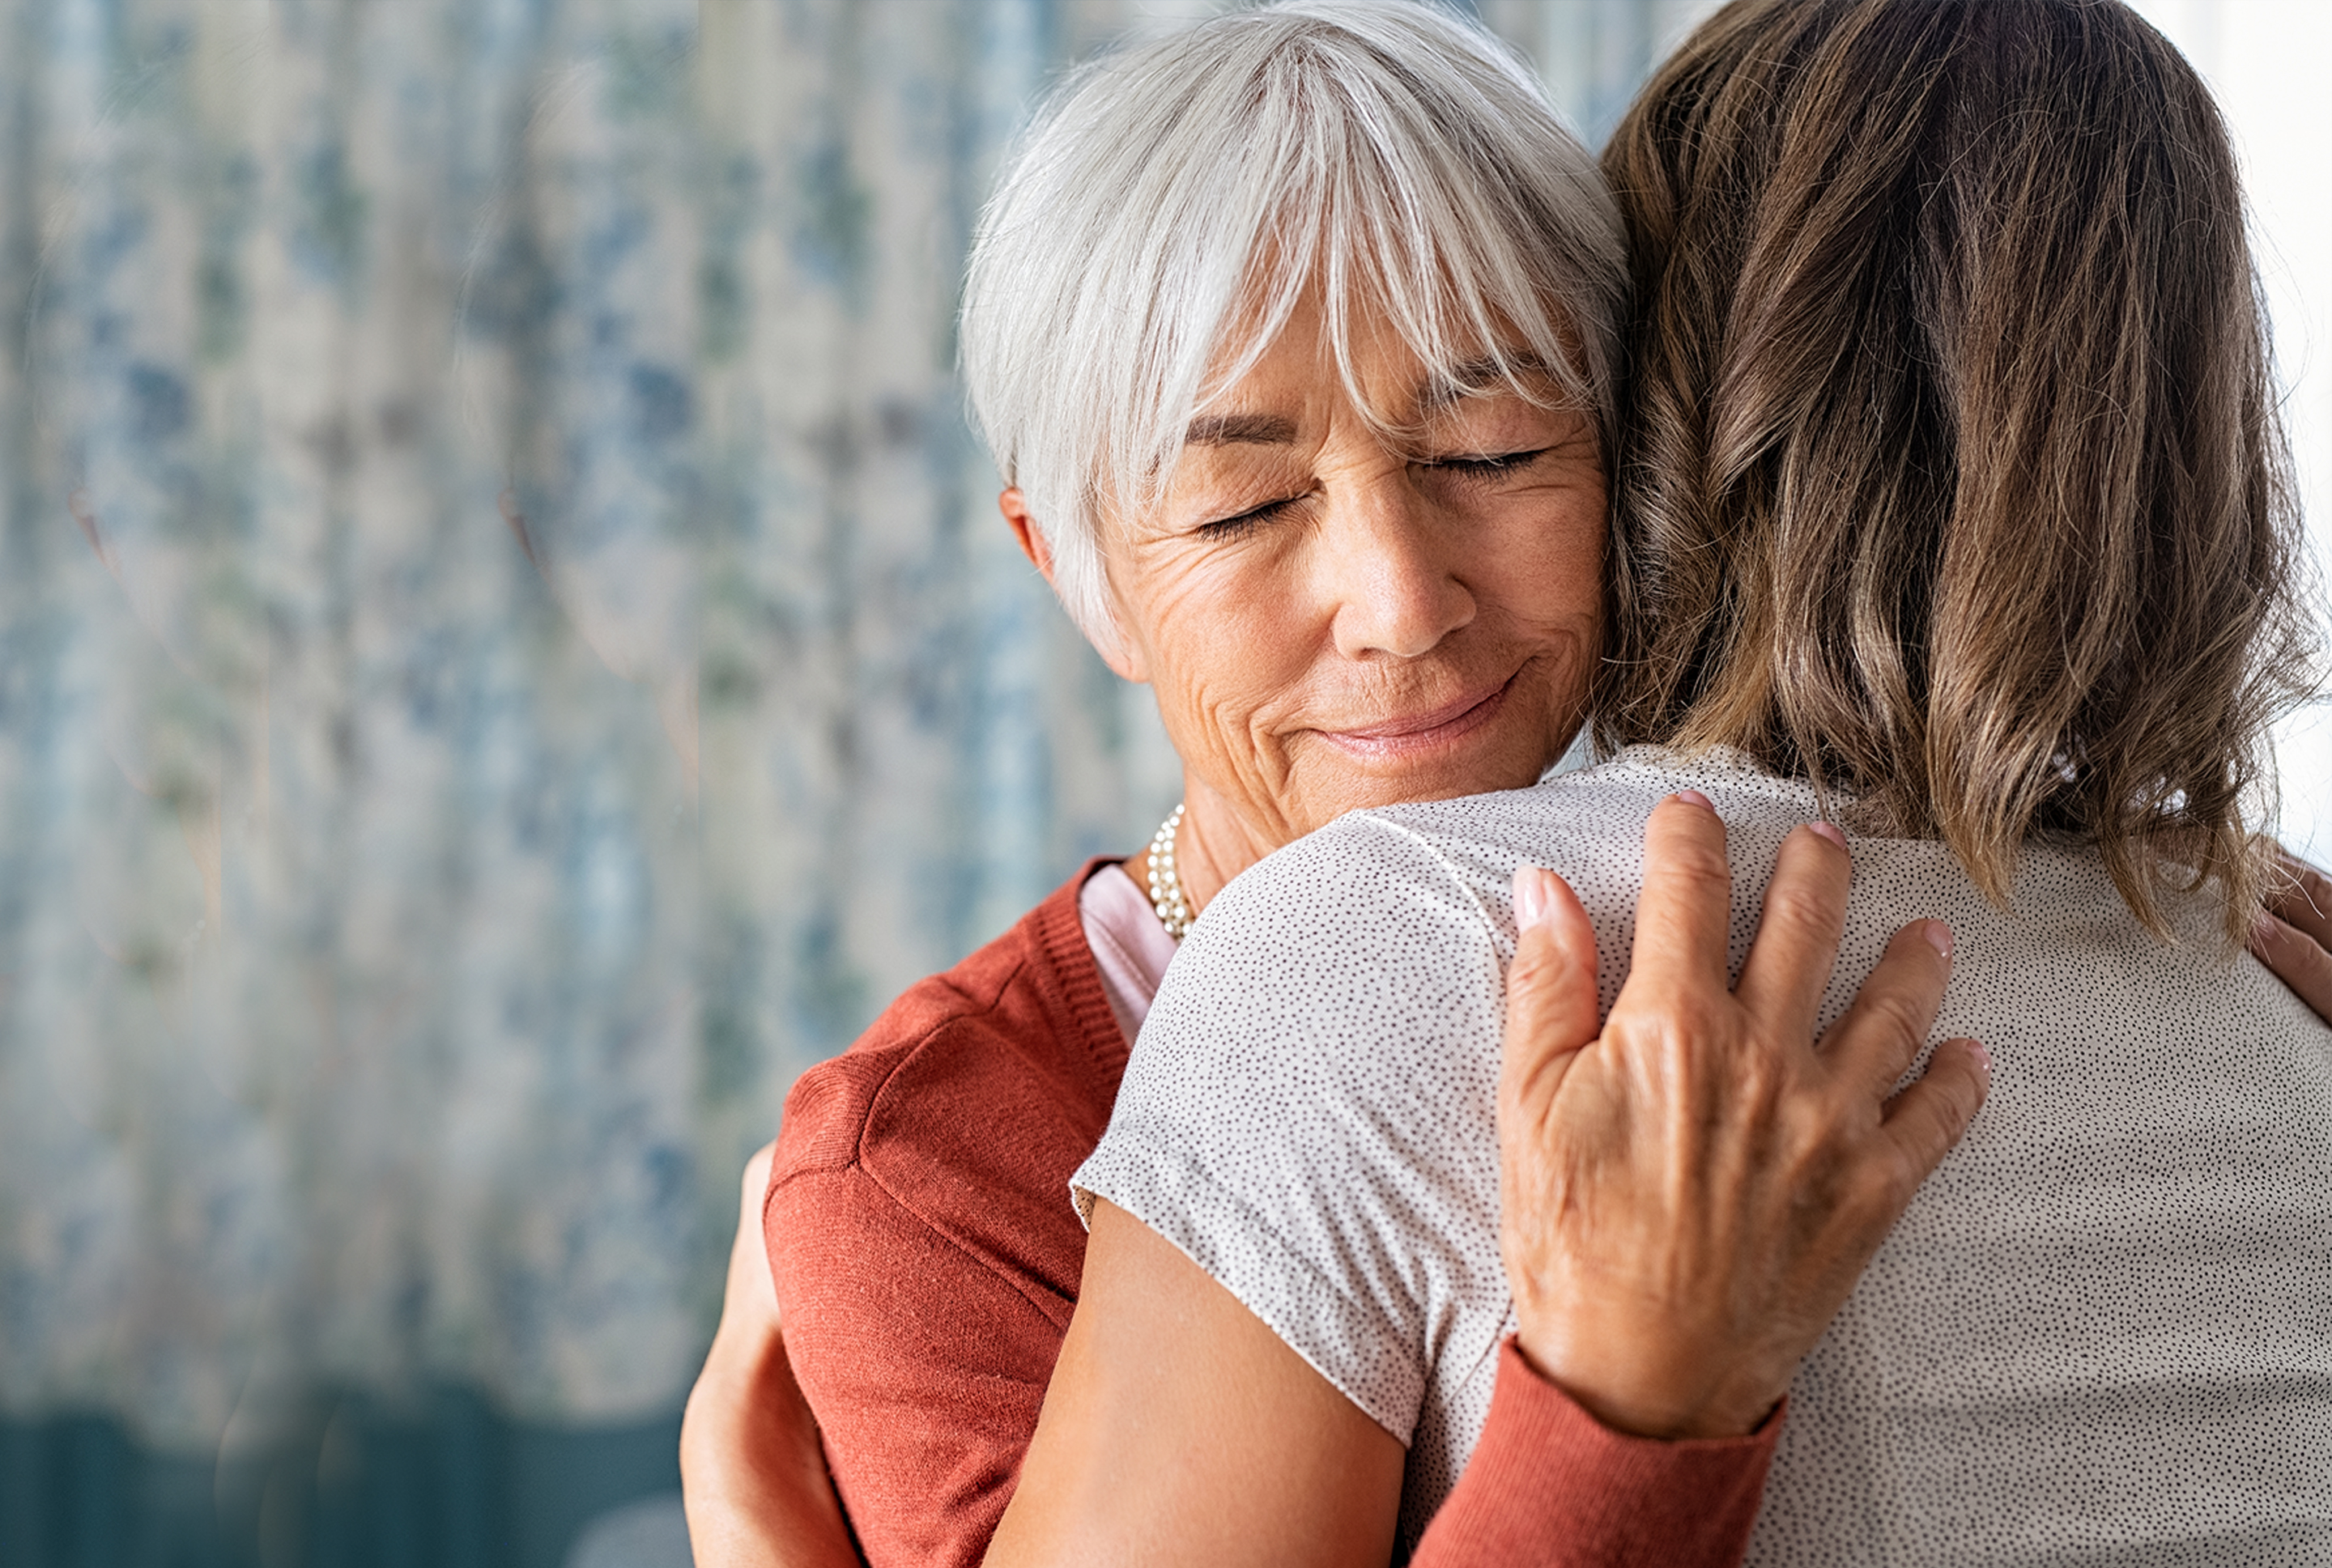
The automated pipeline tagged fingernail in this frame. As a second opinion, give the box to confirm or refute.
[1964,1039,1991,1077]
[1674,789,1713,809]
[2251,908,2281,949]
[1923,920,1952,962]
[1513,865,1548,929]
[1808,820,1848,851]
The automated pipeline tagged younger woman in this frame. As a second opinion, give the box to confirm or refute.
[1006,0,2332,1560]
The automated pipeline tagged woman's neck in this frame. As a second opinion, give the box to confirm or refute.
[1134,774,1275,924]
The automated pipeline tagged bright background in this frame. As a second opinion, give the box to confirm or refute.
[2126,0,2332,858]
[0,2,2321,1565]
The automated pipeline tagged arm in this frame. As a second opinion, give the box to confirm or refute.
[680,1144,862,1568]
[986,1200,1406,1567]
[987,1205,1781,1568]
[1409,1341,1778,1565]
[765,1154,1075,1567]
[990,797,1989,1566]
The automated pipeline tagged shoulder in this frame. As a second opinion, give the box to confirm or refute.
[1135,811,1513,1100]
[1075,813,1537,1442]
[1070,764,1694,1440]
[771,863,1128,1310]
[1174,759,1675,992]
[777,863,1124,1171]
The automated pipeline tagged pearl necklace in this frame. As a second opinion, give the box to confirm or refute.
[1147,801,1193,940]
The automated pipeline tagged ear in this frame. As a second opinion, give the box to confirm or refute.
[1000,487,1056,582]
[998,487,1147,684]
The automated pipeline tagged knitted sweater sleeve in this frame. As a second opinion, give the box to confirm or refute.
[1411,1338,1781,1566]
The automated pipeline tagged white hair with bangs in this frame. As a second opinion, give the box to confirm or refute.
[960,0,1627,644]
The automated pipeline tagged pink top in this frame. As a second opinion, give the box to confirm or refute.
[1077,862,1180,1043]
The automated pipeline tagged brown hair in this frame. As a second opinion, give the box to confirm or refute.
[1596,0,2317,940]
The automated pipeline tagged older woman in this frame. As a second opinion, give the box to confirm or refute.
[686,5,2000,1566]
[993,0,2332,1562]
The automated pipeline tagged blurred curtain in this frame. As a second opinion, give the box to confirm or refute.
[0,2,1699,1562]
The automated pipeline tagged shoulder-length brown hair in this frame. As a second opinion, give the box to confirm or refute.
[1595,0,2318,940]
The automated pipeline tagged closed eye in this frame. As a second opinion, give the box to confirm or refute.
[1195,495,1300,541]
[1428,447,1554,479]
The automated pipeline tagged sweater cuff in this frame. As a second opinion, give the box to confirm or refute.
[1411,1337,1782,1568]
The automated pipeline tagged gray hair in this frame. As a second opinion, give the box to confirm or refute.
[960,0,1628,644]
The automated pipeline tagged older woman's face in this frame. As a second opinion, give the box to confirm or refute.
[1099,299,1605,848]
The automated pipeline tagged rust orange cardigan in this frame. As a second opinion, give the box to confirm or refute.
[768,863,1778,1567]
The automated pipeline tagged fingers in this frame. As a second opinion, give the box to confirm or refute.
[1627,791,1735,996]
[2263,848,2332,953]
[2250,909,2332,1025]
[1733,822,1853,1047]
[1500,865,1602,1115]
[2254,846,2332,1025]
[1819,919,1955,1100]
[1878,1038,1990,1184]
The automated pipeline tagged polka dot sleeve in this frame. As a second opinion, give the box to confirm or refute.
[1071,812,1513,1447]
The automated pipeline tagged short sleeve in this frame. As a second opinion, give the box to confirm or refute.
[1070,815,1514,1444]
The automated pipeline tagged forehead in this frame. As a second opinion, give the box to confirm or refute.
[1134,264,1599,505]
[1187,312,1568,442]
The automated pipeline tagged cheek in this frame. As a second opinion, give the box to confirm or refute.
[1122,545,1321,737]
[1471,491,1607,633]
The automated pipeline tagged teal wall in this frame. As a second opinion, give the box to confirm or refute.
[1,1403,678,1568]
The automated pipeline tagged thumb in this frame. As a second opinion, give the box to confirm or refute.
[1500,865,1602,1119]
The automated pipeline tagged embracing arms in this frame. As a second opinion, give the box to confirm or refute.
[683,825,2332,1568]
[987,796,1990,1567]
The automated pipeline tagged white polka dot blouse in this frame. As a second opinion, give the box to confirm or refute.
[1073,746,2332,1563]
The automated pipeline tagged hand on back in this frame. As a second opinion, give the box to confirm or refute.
[1498,791,1993,1439]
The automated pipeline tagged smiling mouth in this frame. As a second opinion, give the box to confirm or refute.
[1314,669,1523,763]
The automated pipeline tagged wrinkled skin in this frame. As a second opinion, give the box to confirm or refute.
[1499,797,1985,1440]
[1009,299,1608,910]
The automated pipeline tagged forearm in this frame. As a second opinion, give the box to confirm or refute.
[680,1315,861,1567]
[1410,1339,1778,1568]
[984,1203,1406,1568]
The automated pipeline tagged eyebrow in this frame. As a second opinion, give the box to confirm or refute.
[1179,353,1564,444]
[1183,411,1300,447]
[1418,353,1556,414]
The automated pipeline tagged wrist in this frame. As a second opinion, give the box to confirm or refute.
[1512,1322,1777,1441]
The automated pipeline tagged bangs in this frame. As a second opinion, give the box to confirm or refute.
[961,0,1623,640]
[1186,47,1606,462]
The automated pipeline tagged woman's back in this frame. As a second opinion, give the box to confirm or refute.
[1077,748,2332,1561]
[1069,0,2332,1558]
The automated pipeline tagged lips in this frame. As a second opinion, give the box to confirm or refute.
[1313,669,1521,762]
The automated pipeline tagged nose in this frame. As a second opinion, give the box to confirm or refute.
[1321,474,1475,661]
